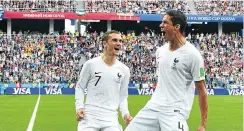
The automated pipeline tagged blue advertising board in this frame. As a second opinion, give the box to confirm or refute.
[4,88,74,95]
[3,88,244,96]
[136,14,243,23]
[0,84,4,95]
[4,83,74,88]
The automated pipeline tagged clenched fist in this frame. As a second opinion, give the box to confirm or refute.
[76,108,85,121]
[124,114,133,125]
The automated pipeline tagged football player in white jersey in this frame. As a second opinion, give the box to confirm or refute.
[125,10,208,131]
[75,30,133,131]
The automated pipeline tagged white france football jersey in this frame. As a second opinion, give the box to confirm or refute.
[146,41,205,119]
[75,56,130,122]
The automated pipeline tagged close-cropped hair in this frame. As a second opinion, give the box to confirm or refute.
[102,30,121,42]
[166,10,187,34]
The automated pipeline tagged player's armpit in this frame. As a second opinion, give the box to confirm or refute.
[195,80,208,129]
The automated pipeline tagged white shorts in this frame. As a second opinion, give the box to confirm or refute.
[77,117,123,131]
[125,107,189,131]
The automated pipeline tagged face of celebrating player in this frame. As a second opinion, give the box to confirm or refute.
[160,15,181,42]
[104,33,122,56]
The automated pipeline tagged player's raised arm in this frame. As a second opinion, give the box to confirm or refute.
[119,67,132,125]
[191,51,208,131]
[75,62,91,121]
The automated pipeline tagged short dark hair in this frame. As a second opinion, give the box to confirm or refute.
[102,30,121,42]
[166,10,187,34]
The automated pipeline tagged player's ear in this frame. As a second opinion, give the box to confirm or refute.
[103,40,107,50]
[174,24,180,31]
[102,40,106,46]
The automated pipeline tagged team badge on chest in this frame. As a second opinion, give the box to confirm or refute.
[115,72,123,83]
[171,58,179,69]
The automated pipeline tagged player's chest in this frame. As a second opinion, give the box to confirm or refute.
[90,66,124,83]
[157,51,190,71]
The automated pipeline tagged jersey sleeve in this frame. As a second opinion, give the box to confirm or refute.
[119,67,130,118]
[75,61,91,111]
[190,50,205,82]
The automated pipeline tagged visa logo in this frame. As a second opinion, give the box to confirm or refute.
[228,89,244,96]
[207,89,214,95]
[13,88,31,95]
[138,88,155,95]
[45,88,62,95]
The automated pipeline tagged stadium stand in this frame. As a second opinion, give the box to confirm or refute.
[186,33,243,88]
[0,31,243,89]
[0,0,77,12]
[84,0,190,14]
[0,0,189,14]
[194,0,244,15]
[84,0,244,15]
[0,0,243,15]
[0,0,243,90]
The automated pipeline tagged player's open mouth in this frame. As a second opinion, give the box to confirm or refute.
[162,31,166,36]
[114,47,120,51]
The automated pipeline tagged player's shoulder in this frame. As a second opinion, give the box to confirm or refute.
[185,41,199,52]
[84,56,102,66]
[156,43,169,52]
[116,60,130,73]
[186,41,201,53]
[155,43,169,58]
[184,41,203,60]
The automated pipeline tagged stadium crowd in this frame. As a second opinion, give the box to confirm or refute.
[84,0,190,14]
[1,0,243,15]
[0,0,77,12]
[194,0,244,15]
[186,33,243,88]
[0,30,243,89]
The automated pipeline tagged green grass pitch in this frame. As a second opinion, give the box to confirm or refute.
[0,95,243,131]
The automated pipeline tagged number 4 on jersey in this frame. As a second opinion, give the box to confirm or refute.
[178,121,184,131]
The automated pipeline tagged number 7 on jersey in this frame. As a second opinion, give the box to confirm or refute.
[95,75,101,86]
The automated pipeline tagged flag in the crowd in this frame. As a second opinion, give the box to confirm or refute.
[76,9,86,16]
[57,42,63,50]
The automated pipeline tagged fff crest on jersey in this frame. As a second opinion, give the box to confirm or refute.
[116,72,122,83]
[171,58,179,69]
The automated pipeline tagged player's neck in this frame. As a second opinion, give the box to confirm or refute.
[169,36,185,51]
[102,52,116,66]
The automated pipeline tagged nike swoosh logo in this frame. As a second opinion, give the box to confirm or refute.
[95,72,102,74]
